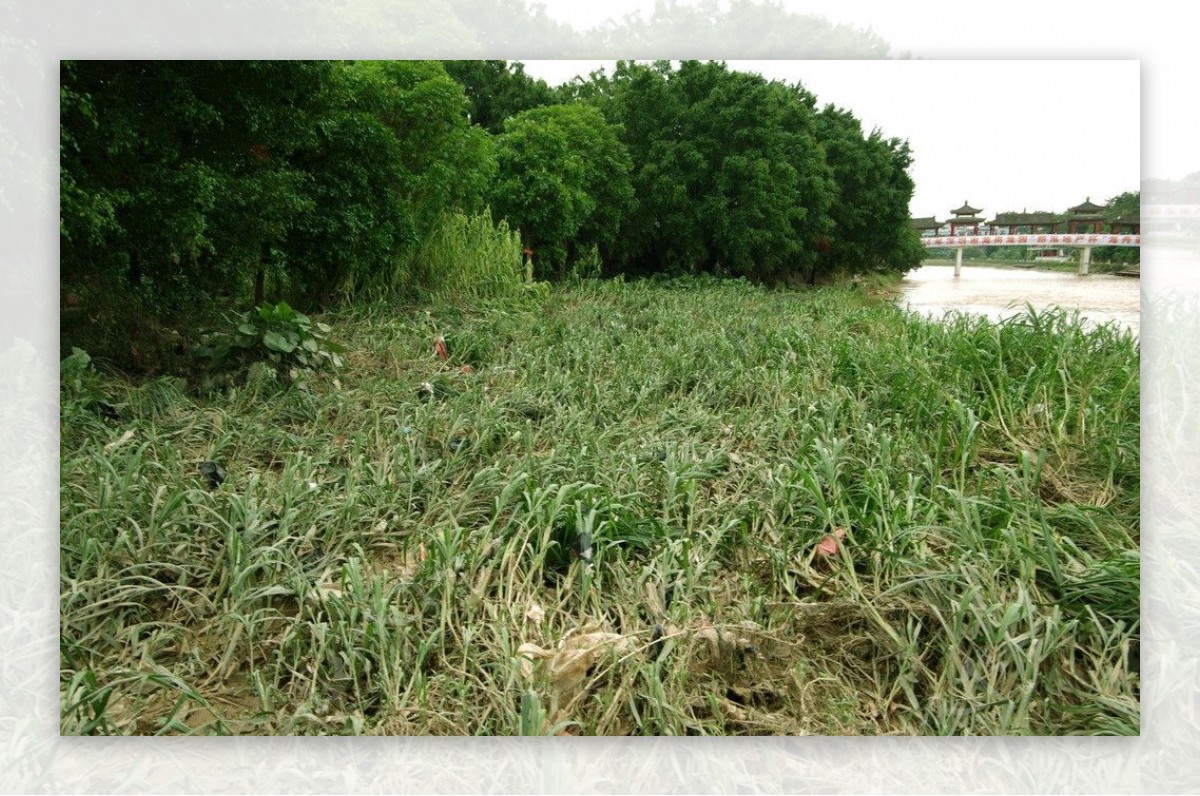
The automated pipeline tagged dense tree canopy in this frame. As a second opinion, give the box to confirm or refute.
[490,103,634,277]
[814,105,926,277]
[578,60,921,283]
[60,60,334,309]
[440,60,557,134]
[61,57,924,367]
[1095,190,1141,265]
[282,60,496,302]
[61,59,495,311]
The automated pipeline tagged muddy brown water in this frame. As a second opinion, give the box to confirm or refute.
[896,264,1141,336]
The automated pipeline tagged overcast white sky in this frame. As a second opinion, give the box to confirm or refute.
[524,0,1200,218]
[521,59,1140,221]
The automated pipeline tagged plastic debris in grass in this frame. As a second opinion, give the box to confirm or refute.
[517,622,638,719]
[417,378,459,402]
[814,526,848,561]
[538,498,664,579]
[434,335,449,361]
[198,460,227,489]
[517,618,769,725]
[574,530,593,568]
[103,429,135,454]
[688,618,762,676]
[91,401,119,421]
[307,582,345,603]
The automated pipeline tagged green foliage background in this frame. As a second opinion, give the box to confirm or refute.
[61,57,936,370]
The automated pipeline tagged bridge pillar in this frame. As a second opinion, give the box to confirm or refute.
[954,247,963,277]
[1078,246,1091,276]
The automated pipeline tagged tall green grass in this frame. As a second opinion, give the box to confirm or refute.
[403,209,530,302]
[60,277,1139,735]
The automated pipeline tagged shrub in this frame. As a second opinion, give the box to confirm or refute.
[60,347,98,399]
[195,301,345,385]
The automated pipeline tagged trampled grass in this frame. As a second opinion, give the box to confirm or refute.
[59,277,1139,735]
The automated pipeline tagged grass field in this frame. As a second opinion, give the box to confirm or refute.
[59,277,1140,735]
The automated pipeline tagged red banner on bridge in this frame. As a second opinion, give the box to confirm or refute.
[921,233,1140,248]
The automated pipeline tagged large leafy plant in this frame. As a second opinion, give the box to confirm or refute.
[196,301,345,383]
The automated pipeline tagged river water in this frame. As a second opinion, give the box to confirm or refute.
[896,265,1141,335]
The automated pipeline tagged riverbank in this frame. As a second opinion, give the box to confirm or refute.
[899,263,1141,336]
[60,278,1140,736]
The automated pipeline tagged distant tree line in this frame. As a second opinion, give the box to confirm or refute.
[1095,191,1141,266]
[61,58,924,363]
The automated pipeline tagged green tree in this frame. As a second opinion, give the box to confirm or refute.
[1104,191,1140,220]
[1095,190,1141,266]
[60,58,500,371]
[490,103,634,278]
[440,60,557,134]
[60,60,333,309]
[281,60,496,303]
[362,61,496,233]
[599,60,835,282]
[815,105,923,277]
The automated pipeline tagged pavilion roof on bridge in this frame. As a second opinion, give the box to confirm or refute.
[951,201,982,216]
[1068,197,1106,216]
[991,211,1064,226]
[910,216,942,230]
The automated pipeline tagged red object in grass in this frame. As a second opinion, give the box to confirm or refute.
[461,364,474,373]
[815,526,848,558]
[434,335,449,361]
